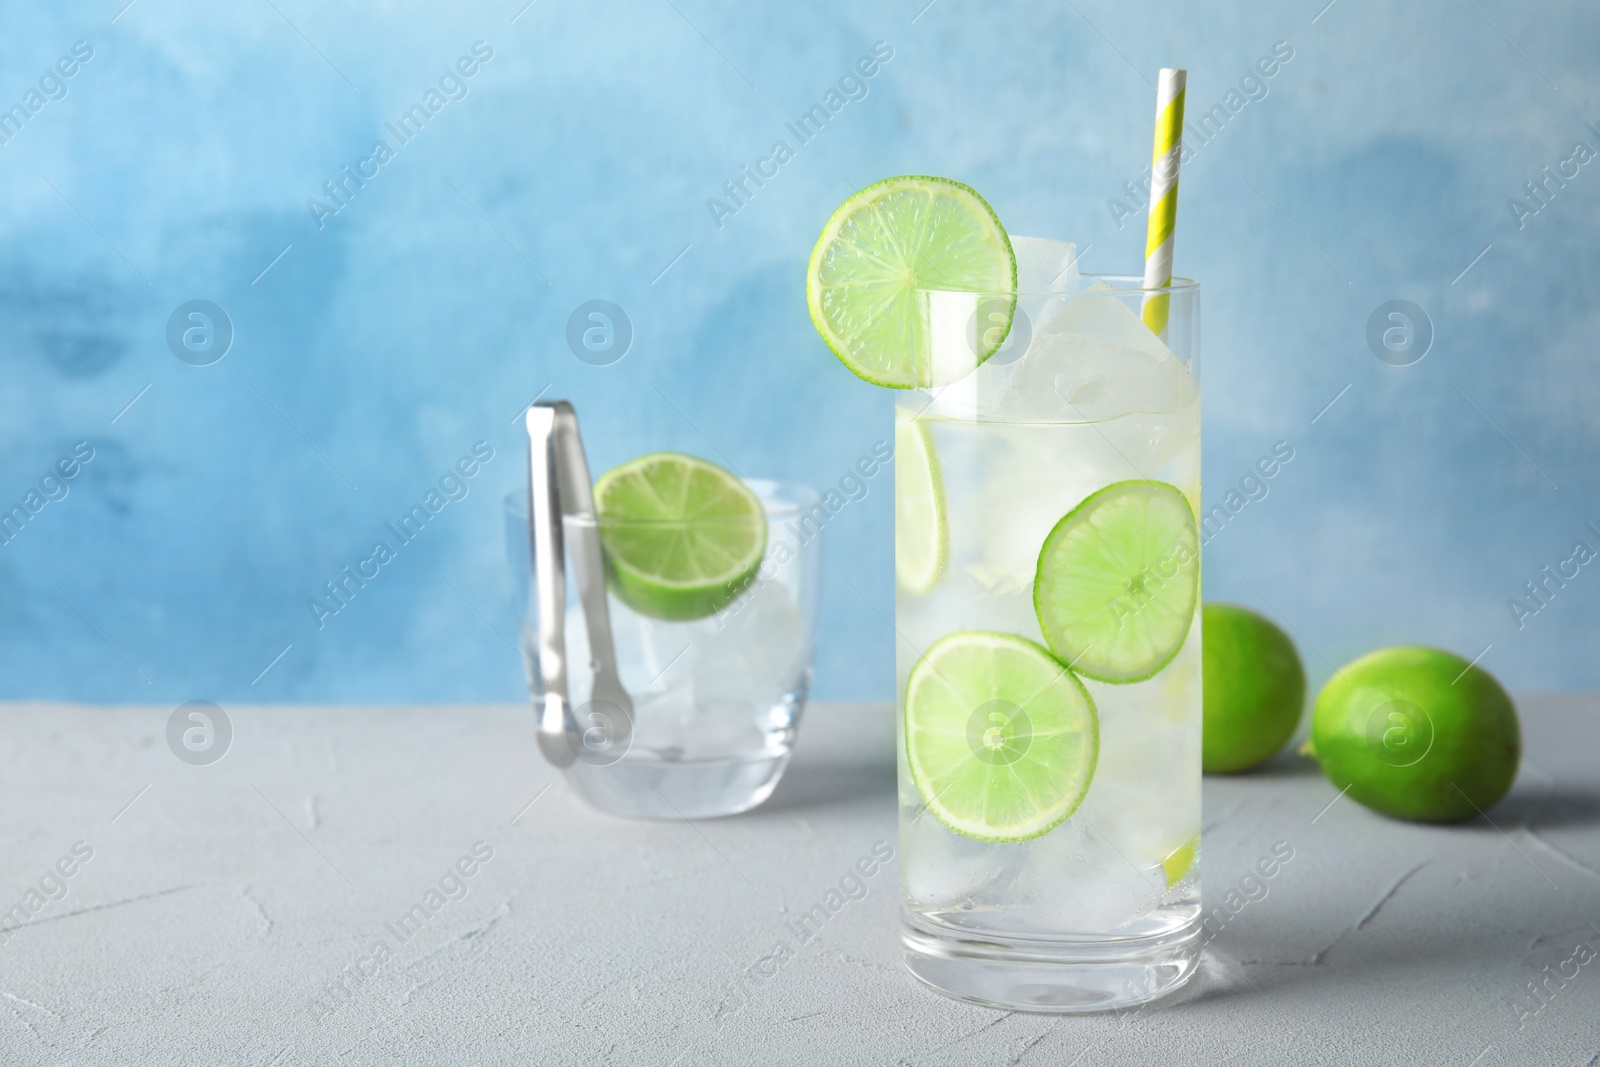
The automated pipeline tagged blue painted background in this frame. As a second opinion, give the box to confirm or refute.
[1,0,1595,704]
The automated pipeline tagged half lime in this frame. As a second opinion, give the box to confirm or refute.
[592,452,767,621]
[905,631,1098,842]
[807,175,1017,388]
[1033,480,1199,684]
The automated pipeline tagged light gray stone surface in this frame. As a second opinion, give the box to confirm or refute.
[0,697,1596,1066]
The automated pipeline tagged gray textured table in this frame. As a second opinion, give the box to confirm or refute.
[1,697,1596,1066]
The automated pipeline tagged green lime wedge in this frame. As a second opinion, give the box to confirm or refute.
[592,452,767,621]
[905,631,1098,843]
[807,175,1017,388]
[1033,480,1200,684]
[895,407,946,593]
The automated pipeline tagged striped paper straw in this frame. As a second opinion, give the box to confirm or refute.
[1141,68,1187,337]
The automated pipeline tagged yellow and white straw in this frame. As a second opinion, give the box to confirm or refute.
[1141,68,1187,337]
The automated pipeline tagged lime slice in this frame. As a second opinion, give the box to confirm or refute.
[807,175,1017,388]
[1160,834,1199,888]
[592,452,767,621]
[895,407,946,593]
[905,631,1098,842]
[1033,480,1199,684]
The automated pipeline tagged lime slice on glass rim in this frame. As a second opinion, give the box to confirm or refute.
[807,175,1017,388]
[905,631,1098,843]
[1033,480,1200,684]
[592,452,767,621]
[895,407,946,593]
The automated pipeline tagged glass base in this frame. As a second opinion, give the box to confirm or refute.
[900,913,1202,1013]
[566,751,792,820]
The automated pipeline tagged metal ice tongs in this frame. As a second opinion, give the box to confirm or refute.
[524,401,633,768]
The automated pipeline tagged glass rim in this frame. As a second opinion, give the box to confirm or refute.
[503,478,821,525]
[915,273,1199,298]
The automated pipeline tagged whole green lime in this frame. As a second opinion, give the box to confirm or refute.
[1311,646,1519,823]
[1202,604,1306,773]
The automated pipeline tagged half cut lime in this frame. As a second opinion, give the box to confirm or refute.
[1033,480,1200,684]
[592,452,767,621]
[807,175,1016,389]
[905,631,1098,842]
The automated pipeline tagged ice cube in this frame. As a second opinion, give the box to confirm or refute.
[963,423,1102,599]
[922,249,1198,427]
[1076,648,1203,873]
[922,237,1080,412]
[573,602,696,754]
[585,596,695,699]
[989,289,1198,424]
[1012,236,1084,368]
[1009,817,1164,933]
[561,576,807,759]
[691,577,806,711]
[903,808,1018,909]
[923,289,986,387]
[1012,235,1082,294]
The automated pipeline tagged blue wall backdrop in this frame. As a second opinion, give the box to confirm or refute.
[1,0,1596,703]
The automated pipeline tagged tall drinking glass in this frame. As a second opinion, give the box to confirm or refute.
[896,272,1202,1011]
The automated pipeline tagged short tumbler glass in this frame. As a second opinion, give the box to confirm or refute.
[506,480,821,819]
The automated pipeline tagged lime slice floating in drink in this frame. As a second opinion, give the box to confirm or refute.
[807,175,1017,388]
[592,452,767,621]
[905,631,1098,842]
[1033,480,1199,684]
[1160,834,1199,888]
[895,407,946,593]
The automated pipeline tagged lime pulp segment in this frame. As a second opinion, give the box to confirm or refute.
[1033,480,1200,684]
[895,407,946,593]
[592,452,767,621]
[807,175,1017,389]
[905,631,1098,842]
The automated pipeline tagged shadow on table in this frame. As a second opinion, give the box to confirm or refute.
[1214,746,1324,781]
[1180,935,1510,1008]
[761,757,895,813]
[1172,893,1580,1018]
[1475,784,1600,830]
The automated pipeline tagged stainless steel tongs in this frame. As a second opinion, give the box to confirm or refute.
[524,401,633,768]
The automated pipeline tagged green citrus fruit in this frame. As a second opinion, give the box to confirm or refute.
[1202,604,1306,773]
[806,175,1016,388]
[904,631,1098,842]
[1311,646,1520,823]
[592,452,767,621]
[1032,479,1200,684]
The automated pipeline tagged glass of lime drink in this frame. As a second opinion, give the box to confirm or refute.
[507,450,821,819]
[809,177,1203,1010]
